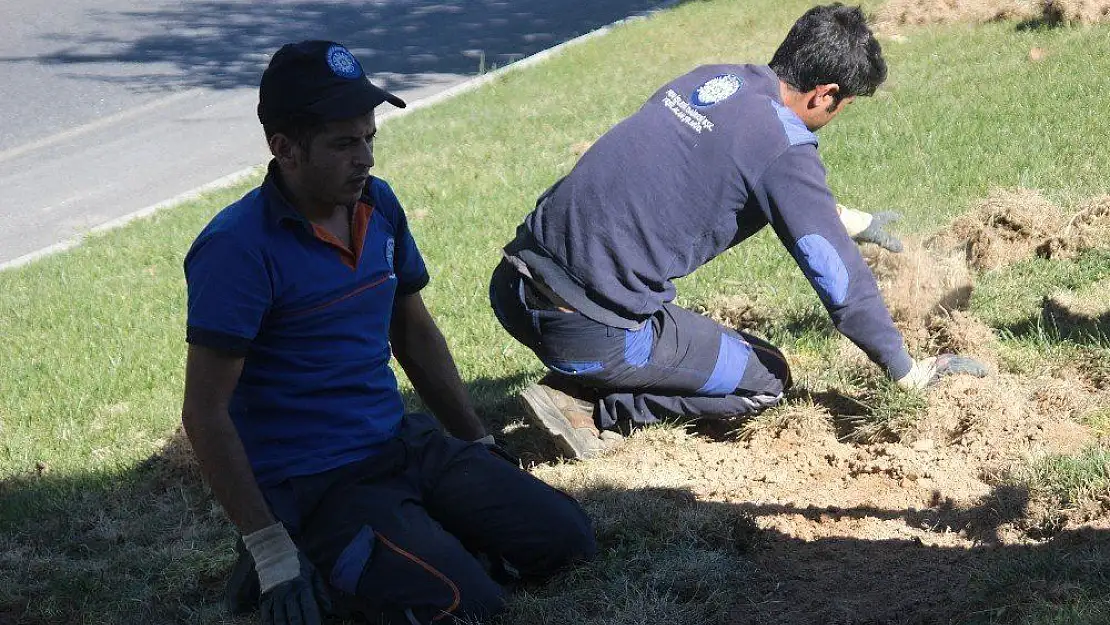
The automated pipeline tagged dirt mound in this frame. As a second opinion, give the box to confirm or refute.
[877,0,1110,25]
[1043,0,1110,22]
[915,373,1095,452]
[876,0,1036,26]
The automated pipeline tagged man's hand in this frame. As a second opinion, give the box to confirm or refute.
[896,354,989,390]
[244,523,330,625]
[838,204,904,253]
[475,434,521,466]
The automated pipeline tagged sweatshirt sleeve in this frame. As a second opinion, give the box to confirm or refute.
[754,145,913,380]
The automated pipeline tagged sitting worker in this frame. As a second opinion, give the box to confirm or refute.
[182,41,595,625]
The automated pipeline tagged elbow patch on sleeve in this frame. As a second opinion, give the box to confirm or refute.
[795,234,849,306]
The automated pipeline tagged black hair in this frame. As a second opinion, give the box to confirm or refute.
[770,4,887,104]
[260,110,327,153]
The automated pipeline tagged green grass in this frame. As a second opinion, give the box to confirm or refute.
[2,0,1110,623]
[1018,446,1110,512]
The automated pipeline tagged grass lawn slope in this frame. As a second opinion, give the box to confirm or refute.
[2,1,1108,623]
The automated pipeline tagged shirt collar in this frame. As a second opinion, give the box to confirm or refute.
[261,160,377,228]
[261,160,312,228]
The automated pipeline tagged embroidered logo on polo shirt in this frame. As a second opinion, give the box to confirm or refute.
[327,45,362,79]
[385,236,395,276]
[691,74,743,107]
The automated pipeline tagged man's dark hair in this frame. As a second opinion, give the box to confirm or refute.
[261,112,326,153]
[770,4,887,104]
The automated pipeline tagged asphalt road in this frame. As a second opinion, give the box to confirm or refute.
[0,0,667,266]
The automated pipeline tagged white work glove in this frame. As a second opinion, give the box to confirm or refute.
[243,523,330,625]
[838,204,904,253]
[896,354,989,390]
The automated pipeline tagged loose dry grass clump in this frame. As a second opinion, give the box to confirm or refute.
[1037,195,1110,261]
[927,309,999,356]
[865,239,985,355]
[877,0,1110,25]
[933,188,1066,271]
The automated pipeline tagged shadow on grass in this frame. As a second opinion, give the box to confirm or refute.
[1002,311,1110,349]
[0,0,670,94]
[538,485,1110,625]
[401,371,564,466]
[0,430,236,625]
[0,372,550,624]
[4,426,1108,624]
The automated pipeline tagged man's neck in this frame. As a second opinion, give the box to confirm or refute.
[778,81,807,121]
[276,170,345,224]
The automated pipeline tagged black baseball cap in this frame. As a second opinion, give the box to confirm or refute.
[258,40,406,125]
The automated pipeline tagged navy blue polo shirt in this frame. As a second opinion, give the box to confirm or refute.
[511,64,912,380]
[184,163,429,486]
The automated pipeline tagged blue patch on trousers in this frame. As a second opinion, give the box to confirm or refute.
[331,526,375,595]
[794,234,849,306]
[696,334,752,396]
[624,322,654,367]
[546,360,604,375]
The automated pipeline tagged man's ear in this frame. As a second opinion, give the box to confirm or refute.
[269,133,299,169]
[810,83,841,111]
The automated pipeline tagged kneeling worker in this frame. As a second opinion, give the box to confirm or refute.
[182,41,595,625]
[489,4,986,459]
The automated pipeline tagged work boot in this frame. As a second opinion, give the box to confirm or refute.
[520,377,622,460]
[224,536,260,615]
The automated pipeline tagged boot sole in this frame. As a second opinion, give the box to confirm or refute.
[520,385,601,460]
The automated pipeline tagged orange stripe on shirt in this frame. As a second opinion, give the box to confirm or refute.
[309,201,375,270]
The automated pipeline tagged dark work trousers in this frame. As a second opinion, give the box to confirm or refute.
[489,260,792,429]
[261,412,596,624]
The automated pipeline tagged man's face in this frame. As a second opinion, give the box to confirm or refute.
[293,112,377,207]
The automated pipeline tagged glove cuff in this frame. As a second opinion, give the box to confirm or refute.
[837,204,874,237]
[474,434,496,446]
[243,523,301,593]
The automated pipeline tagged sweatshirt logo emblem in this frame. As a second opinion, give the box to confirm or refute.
[691,74,742,107]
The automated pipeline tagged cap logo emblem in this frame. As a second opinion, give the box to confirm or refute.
[691,74,742,107]
[326,44,362,79]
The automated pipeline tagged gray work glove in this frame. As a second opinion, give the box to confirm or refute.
[896,354,989,390]
[838,204,904,253]
[243,523,331,625]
